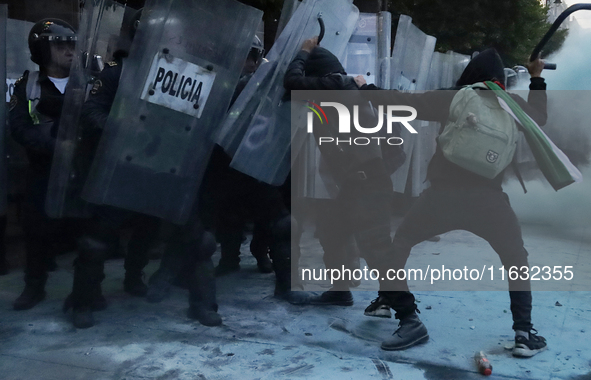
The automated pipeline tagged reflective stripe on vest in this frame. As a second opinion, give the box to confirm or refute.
[25,71,42,125]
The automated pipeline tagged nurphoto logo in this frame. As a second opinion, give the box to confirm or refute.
[306,101,417,146]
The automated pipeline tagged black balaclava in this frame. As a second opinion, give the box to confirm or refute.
[456,48,506,87]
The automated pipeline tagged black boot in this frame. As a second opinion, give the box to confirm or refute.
[146,269,172,303]
[214,257,240,276]
[124,271,148,297]
[13,277,47,310]
[188,260,222,326]
[66,237,107,329]
[381,312,429,351]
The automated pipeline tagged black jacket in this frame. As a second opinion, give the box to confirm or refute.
[9,70,65,174]
[81,60,122,131]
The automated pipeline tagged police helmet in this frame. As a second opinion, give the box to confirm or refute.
[28,19,77,65]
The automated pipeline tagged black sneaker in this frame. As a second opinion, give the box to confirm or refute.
[364,296,392,318]
[381,312,429,351]
[513,329,547,358]
[310,290,353,306]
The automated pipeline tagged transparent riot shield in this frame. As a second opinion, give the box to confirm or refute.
[219,0,359,186]
[45,0,126,218]
[344,13,378,86]
[389,15,436,196]
[297,11,392,199]
[5,19,36,205]
[82,0,262,224]
[0,5,7,216]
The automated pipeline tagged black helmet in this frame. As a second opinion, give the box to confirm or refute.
[28,18,77,65]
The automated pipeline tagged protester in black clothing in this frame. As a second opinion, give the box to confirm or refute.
[356,48,548,357]
[284,38,392,307]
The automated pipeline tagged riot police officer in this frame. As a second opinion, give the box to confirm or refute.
[9,19,82,310]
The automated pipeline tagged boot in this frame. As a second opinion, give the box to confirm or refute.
[13,279,46,310]
[0,258,9,276]
[256,256,273,274]
[214,257,240,276]
[124,271,148,297]
[72,306,94,329]
[188,260,222,326]
[146,269,172,303]
[381,312,429,351]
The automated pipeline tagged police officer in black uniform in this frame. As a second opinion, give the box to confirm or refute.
[66,10,220,328]
[9,19,83,310]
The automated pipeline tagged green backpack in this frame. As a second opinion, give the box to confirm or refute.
[438,83,518,179]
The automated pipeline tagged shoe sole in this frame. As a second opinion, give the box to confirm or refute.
[364,311,392,318]
[512,345,547,358]
[380,334,429,351]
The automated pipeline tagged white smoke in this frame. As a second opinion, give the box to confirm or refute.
[505,25,591,231]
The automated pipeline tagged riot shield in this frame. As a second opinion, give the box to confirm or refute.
[45,0,126,218]
[82,0,262,224]
[0,5,7,216]
[296,11,392,199]
[218,0,359,186]
[389,15,436,196]
[5,19,37,204]
[344,13,378,86]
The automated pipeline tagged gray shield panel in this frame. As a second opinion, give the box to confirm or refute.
[219,0,359,186]
[0,5,7,215]
[5,19,36,202]
[82,0,262,224]
[389,15,436,196]
[45,0,126,218]
[296,11,393,199]
[344,13,377,86]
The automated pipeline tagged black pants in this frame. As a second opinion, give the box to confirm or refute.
[315,199,360,290]
[71,205,161,306]
[375,185,533,331]
[212,165,292,284]
[21,170,84,284]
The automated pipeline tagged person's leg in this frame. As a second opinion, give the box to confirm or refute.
[355,185,455,350]
[250,220,273,273]
[465,190,545,357]
[14,202,49,310]
[124,214,161,296]
[0,214,8,275]
[309,199,354,306]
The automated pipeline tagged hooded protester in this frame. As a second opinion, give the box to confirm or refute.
[353,47,548,357]
[284,39,403,308]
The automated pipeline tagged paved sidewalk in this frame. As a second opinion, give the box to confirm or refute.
[1,217,590,379]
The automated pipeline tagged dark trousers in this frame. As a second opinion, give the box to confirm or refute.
[376,185,533,331]
[315,199,360,290]
[213,166,292,284]
[72,206,161,306]
[21,170,84,284]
